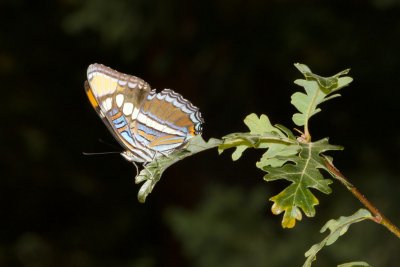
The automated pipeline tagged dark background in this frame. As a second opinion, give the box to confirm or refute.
[2,0,400,266]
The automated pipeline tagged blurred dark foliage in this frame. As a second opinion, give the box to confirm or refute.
[1,0,400,266]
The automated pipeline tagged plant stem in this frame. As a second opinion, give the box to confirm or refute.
[324,158,400,238]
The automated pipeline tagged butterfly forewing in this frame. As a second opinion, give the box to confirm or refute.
[86,64,153,161]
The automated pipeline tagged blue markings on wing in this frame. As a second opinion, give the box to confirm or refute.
[134,120,187,153]
[135,123,157,144]
[121,130,135,146]
[152,138,186,152]
[109,113,135,145]
[113,115,127,129]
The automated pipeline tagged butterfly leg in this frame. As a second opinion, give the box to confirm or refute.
[140,151,164,179]
[131,161,140,176]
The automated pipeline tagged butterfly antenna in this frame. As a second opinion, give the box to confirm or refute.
[82,151,121,156]
[82,138,122,156]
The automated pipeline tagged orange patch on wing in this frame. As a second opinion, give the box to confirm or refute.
[117,124,130,133]
[148,134,184,147]
[138,130,157,142]
[174,116,193,128]
[110,111,123,120]
[86,87,99,108]
[187,125,196,136]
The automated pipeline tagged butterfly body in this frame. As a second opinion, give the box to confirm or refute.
[85,64,203,164]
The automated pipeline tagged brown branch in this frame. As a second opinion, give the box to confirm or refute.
[324,158,400,238]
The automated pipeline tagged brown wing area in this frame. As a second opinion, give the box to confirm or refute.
[148,134,186,147]
[142,97,195,130]
[115,73,150,107]
[87,64,151,110]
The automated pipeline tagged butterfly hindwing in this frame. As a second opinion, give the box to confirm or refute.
[136,89,203,153]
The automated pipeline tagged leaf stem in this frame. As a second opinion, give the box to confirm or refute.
[324,158,400,238]
[221,134,297,150]
[304,126,311,142]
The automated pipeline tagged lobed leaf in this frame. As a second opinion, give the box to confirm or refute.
[218,65,352,228]
[259,139,343,228]
[291,63,352,127]
[303,209,373,267]
[219,113,298,161]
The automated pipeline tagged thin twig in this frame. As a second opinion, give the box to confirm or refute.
[324,158,400,238]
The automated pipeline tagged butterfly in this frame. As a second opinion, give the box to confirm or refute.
[85,63,204,165]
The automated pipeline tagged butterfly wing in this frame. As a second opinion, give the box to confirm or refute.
[86,63,204,163]
[85,63,154,162]
[134,89,204,155]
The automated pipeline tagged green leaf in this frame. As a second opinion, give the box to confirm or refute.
[275,124,296,140]
[291,81,324,126]
[245,113,277,134]
[337,262,372,267]
[294,63,352,93]
[135,136,222,203]
[231,145,248,161]
[303,209,373,267]
[256,142,299,168]
[219,113,298,161]
[291,63,353,127]
[260,138,343,228]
